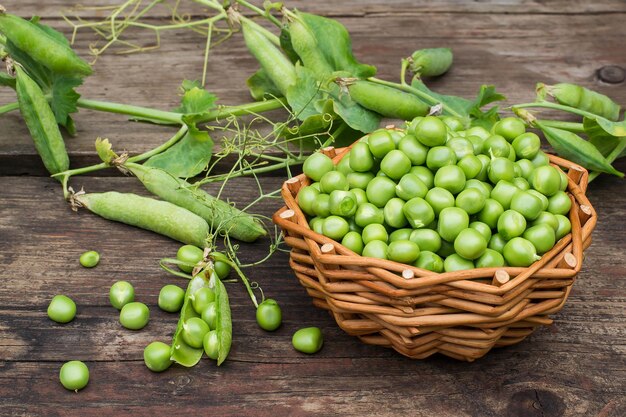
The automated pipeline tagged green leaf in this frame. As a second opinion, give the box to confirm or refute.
[246,68,282,101]
[174,82,217,115]
[585,117,626,160]
[144,124,214,178]
[470,85,506,109]
[94,137,118,164]
[469,106,501,130]
[298,12,376,78]
[286,64,324,121]
[50,75,82,135]
[0,72,16,89]
[279,26,300,64]
[324,82,381,133]
[595,117,626,137]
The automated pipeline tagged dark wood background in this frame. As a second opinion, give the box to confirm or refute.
[0,1,624,416]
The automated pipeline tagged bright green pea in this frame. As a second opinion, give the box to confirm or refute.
[320,171,349,194]
[182,317,210,348]
[444,254,474,272]
[144,341,173,372]
[426,146,457,171]
[351,188,368,206]
[119,302,150,330]
[457,155,482,179]
[434,165,466,195]
[475,249,505,268]
[47,295,76,324]
[384,198,408,229]
[312,193,331,217]
[497,209,527,241]
[347,172,375,190]
[531,150,550,167]
[176,244,204,273]
[109,281,135,310]
[466,126,491,140]
[488,157,516,184]
[464,179,492,199]
[362,223,388,244]
[516,159,535,180]
[493,117,526,142]
[311,217,324,235]
[454,228,487,260]
[203,330,219,360]
[297,186,319,216]
[531,211,559,231]
[409,228,442,253]
[256,299,282,331]
[477,198,504,229]
[523,224,556,254]
[410,166,435,189]
[482,135,510,157]
[214,258,232,279]
[362,240,388,259]
[309,182,321,191]
[395,173,428,200]
[488,233,508,253]
[555,215,572,240]
[158,284,185,313]
[367,129,396,158]
[512,177,530,191]
[414,251,444,273]
[503,237,541,267]
[341,231,364,255]
[491,180,519,210]
[380,150,412,180]
[438,207,469,243]
[387,240,420,264]
[512,132,541,159]
[469,221,492,242]
[292,327,324,354]
[531,165,561,196]
[329,190,357,217]
[398,134,428,165]
[349,142,374,172]
[425,187,455,216]
[455,188,485,215]
[366,176,397,208]
[355,203,384,227]
[466,135,486,155]
[308,217,323,233]
[447,137,474,159]
[201,302,217,330]
[558,168,569,191]
[414,116,448,147]
[547,191,572,215]
[510,191,543,220]
[322,215,350,241]
[303,153,334,182]
[59,361,89,391]
[474,154,491,181]
[441,116,465,132]
[336,154,353,176]
[403,197,435,229]
[79,251,100,268]
[389,130,404,146]
[389,228,413,242]
[192,287,215,314]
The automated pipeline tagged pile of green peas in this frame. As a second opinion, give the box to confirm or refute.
[299,115,573,272]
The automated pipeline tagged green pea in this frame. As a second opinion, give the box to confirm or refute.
[477,198,504,229]
[455,188,485,215]
[425,187,455,216]
[201,302,218,330]
[387,240,420,264]
[292,327,324,354]
[329,190,357,217]
[59,361,89,391]
[491,180,519,210]
[380,150,412,180]
[362,223,388,244]
[119,302,150,330]
[497,210,527,241]
[444,254,474,272]
[446,137,474,160]
[341,231,364,255]
[158,284,185,313]
[213,258,232,279]
[355,203,384,227]
[312,193,331,217]
[322,215,350,241]
[366,176,397,208]
[351,188,368,206]
[403,197,435,229]
[438,207,469,243]
[527,189,550,211]
[320,171,349,194]
[384,198,408,229]
[47,295,76,324]
[457,155,482,179]
[347,172,375,190]
[414,251,444,273]
[466,135,486,155]
[516,159,535,180]
[464,179,492,200]
[203,330,219,360]
[469,221,492,243]
[482,135,510,157]
[531,211,559,231]
[349,142,375,172]
[512,132,541,159]
[531,165,561,196]
[303,152,334,182]
[503,237,541,267]
[297,186,320,216]
[362,240,388,259]
[410,166,435,189]
[454,228,487,260]
[176,245,204,273]
[414,116,448,147]
[512,177,530,191]
[395,173,428,201]
[510,191,543,220]
[437,239,456,258]
[144,341,173,372]
[555,215,572,240]
[367,129,396,158]
[488,157,516,184]
[547,191,572,215]
[441,116,465,132]
[191,287,215,315]
[434,165,466,195]
[308,217,324,233]
[336,153,353,176]
[523,224,556,254]
[79,251,100,268]
[109,281,135,310]
[347,217,363,234]
[493,117,526,142]
[475,249,505,268]
[398,134,428,165]
[426,146,457,171]
[409,228,442,253]
[474,154,491,181]
[182,317,210,348]
[488,233,508,253]
[531,150,550,167]
[466,126,492,140]
[558,168,569,191]
[389,228,413,242]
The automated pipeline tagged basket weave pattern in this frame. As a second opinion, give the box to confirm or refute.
[273,144,597,361]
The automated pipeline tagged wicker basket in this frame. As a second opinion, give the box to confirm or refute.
[272,139,597,361]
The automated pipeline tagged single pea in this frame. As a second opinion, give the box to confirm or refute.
[531,165,561,196]
[475,248,505,268]
[555,214,572,240]
[362,240,388,259]
[389,228,413,242]
[469,221,492,243]
[341,231,364,255]
[192,287,216,315]
[425,187,455,217]
[395,173,428,201]
[466,135,486,155]
[256,299,282,331]
[491,180,519,210]
[414,251,444,273]
[201,302,218,330]
[213,257,232,279]
[347,172,375,190]
[347,217,363,234]
[312,193,331,218]
[409,228,442,253]
[182,317,210,348]
[292,327,324,354]
[387,240,420,264]
[558,168,569,191]
[497,210,527,241]
[320,171,349,194]
[303,152,334,182]
[47,295,76,324]
[158,284,185,313]
[366,176,397,208]
[503,237,541,267]
[109,281,135,310]
[488,233,508,254]
[516,159,535,181]
[398,134,428,165]
[438,207,469,243]
[143,341,173,372]
[336,154,353,176]
[322,215,350,241]
[311,216,324,235]
[119,302,150,330]
[446,137,474,160]
[523,224,556,254]
[59,361,89,392]
[510,190,543,220]
[482,135,510,157]
[79,251,100,268]
[493,117,526,142]
[454,228,487,260]
[380,150,412,180]
[297,186,320,216]
[355,203,385,227]
[512,177,530,191]
[384,198,408,229]
[531,150,550,167]
[464,179,492,200]
[410,166,435,189]
[367,129,396,158]
[512,132,541,159]
[349,142,375,172]
[444,254,474,272]
[351,188,368,206]
[531,211,559,231]
[466,126,491,140]
[547,191,572,215]
[477,199,504,229]
[362,223,388,244]
[434,165,466,195]
[403,197,435,229]
[457,155,482,179]
[455,188,485,215]
[176,245,204,273]
[474,154,491,181]
[426,146,457,171]
[203,330,219,360]
[329,190,357,217]
[488,157,516,184]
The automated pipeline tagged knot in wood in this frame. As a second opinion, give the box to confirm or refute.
[597,65,625,84]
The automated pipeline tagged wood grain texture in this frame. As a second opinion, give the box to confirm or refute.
[1,1,625,416]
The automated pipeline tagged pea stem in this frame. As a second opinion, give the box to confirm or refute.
[0,101,18,115]
[236,0,283,28]
[211,252,259,308]
[76,98,183,124]
[512,101,601,121]
[198,157,304,184]
[589,137,626,182]
[537,120,585,133]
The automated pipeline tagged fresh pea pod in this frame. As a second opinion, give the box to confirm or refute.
[74,191,210,247]
[547,83,621,121]
[241,19,295,97]
[0,71,15,89]
[409,48,453,77]
[211,274,232,366]
[536,121,624,177]
[125,163,266,242]
[344,79,430,121]
[0,12,92,76]
[285,11,334,79]
[15,66,69,175]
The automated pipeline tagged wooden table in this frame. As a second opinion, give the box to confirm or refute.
[1,1,625,416]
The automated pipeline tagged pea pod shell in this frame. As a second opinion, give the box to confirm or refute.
[15,66,69,175]
[410,48,453,77]
[286,12,334,79]
[75,191,210,247]
[550,83,621,122]
[536,121,624,177]
[0,13,92,76]
[211,275,232,366]
[126,163,266,242]
[347,80,430,121]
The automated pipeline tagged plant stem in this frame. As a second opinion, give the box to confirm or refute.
[199,156,303,184]
[236,0,282,28]
[0,101,18,115]
[198,97,287,122]
[512,101,600,121]
[211,252,259,308]
[589,137,626,182]
[537,120,585,133]
[77,98,183,124]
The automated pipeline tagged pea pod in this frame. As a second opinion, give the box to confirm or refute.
[125,163,266,242]
[211,274,232,366]
[74,191,210,247]
[409,48,453,77]
[0,12,92,76]
[0,72,15,89]
[241,19,295,97]
[285,10,334,79]
[344,79,430,121]
[535,121,624,177]
[15,66,69,175]
[547,83,621,121]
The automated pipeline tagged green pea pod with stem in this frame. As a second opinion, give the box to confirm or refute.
[124,163,266,242]
[73,191,210,248]
[0,11,92,76]
[211,273,232,366]
[408,48,453,77]
[534,120,624,177]
[15,65,69,176]
[241,18,296,97]
[539,82,621,122]
[339,78,430,121]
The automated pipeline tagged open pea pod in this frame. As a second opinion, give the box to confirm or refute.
[170,274,210,367]
[536,121,624,177]
[210,274,232,366]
